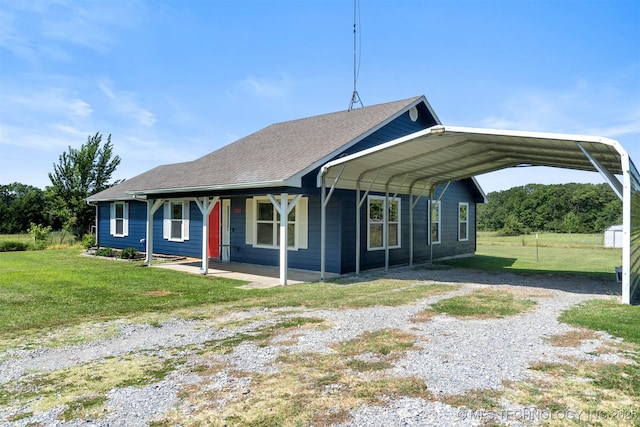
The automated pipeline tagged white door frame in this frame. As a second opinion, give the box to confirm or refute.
[221,199,231,262]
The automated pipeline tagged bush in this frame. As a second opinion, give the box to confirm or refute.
[119,247,139,260]
[95,247,114,257]
[0,240,30,252]
[82,234,96,249]
[28,223,52,243]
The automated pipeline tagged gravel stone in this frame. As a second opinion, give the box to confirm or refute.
[0,267,628,426]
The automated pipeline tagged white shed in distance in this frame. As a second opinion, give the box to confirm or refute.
[604,225,624,248]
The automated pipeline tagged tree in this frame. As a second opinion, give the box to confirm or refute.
[47,133,121,238]
[0,183,47,233]
[477,183,621,234]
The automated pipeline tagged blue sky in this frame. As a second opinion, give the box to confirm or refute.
[1,0,638,193]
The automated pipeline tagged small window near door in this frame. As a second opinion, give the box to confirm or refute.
[458,202,469,241]
[109,202,128,237]
[163,201,190,242]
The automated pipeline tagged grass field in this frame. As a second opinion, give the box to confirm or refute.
[0,233,632,342]
[477,231,607,248]
[1,236,638,426]
[0,231,77,247]
[0,249,455,345]
[444,232,622,279]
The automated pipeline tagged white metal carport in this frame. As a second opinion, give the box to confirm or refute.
[318,125,639,305]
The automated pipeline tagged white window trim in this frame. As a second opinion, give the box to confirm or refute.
[245,196,308,250]
[430,200,441,245]
[163,201,190,242]
[367,195,401,251]
[458,202,469,242]
[109,202,129,237]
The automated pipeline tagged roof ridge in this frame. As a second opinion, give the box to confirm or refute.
[267,95,424,127]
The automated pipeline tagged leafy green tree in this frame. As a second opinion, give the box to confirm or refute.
[0,183,47,233]
[47,132,121,238]
[478,183,621,234]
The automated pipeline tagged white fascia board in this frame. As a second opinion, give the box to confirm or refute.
[125,179,296,198]
[295,97,435,187]
[471,176,488,203]
[441,125,620,147]
[421,95,443,126]
[86,194,140,203]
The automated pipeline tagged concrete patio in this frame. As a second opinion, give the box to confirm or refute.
[154,259,338,289]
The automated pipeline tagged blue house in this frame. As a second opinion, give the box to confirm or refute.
[87,96,486,283]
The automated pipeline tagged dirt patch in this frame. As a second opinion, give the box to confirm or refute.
[143,290,174,297]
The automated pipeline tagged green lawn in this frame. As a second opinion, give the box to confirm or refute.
[444,232,621,279]
[477,231,606,248]
[560,299,640,345]
[0,250,246,335]
[0,234,635,347]
[0,249,454,341]
[0,231,77,246]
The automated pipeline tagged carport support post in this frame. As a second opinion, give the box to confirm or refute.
[145,199,164,266]
[321,181,326,280]
[384,188,389,272]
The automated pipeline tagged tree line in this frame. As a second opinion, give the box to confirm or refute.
[0,133,120,239]
[1,138,622,240]
[477,183,622,235]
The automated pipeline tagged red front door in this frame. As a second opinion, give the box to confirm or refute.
[208,203,220,258]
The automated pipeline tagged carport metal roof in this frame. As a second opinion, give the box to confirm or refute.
[318,125,638,304]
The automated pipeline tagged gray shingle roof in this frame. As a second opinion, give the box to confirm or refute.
[88,96,425,201]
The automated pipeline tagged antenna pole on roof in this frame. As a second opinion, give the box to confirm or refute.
[348,0,363,111]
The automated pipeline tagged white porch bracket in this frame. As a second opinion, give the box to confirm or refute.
[145,199,164,266]
[195,196,220,275]
[269,193,302,285]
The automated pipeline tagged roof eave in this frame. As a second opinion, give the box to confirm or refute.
[125,178,301,198]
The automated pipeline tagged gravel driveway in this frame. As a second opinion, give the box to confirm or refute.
[0,267,630,426]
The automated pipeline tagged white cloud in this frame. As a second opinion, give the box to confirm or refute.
[0,123,88,151]
[237,72,291,98]
[2,89,92,118]
[99,81,157,127]
[478,77,640,140]
[0,0,144,63]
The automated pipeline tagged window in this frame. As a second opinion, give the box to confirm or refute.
[163,201,190,242]
[109,202,128,237]
[458,202,469,241]
[256,199,295,247]
[246,196,308,250]
[367,195,400,250]
[430,200,441,244]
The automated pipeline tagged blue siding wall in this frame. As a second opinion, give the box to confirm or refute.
[300,104,437,190]
[342,104,437,156]
[226,195,343,274]
[152,202,202,258]
[349,180,479,273]
[97,201,147,252]
[98,201,203,258]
